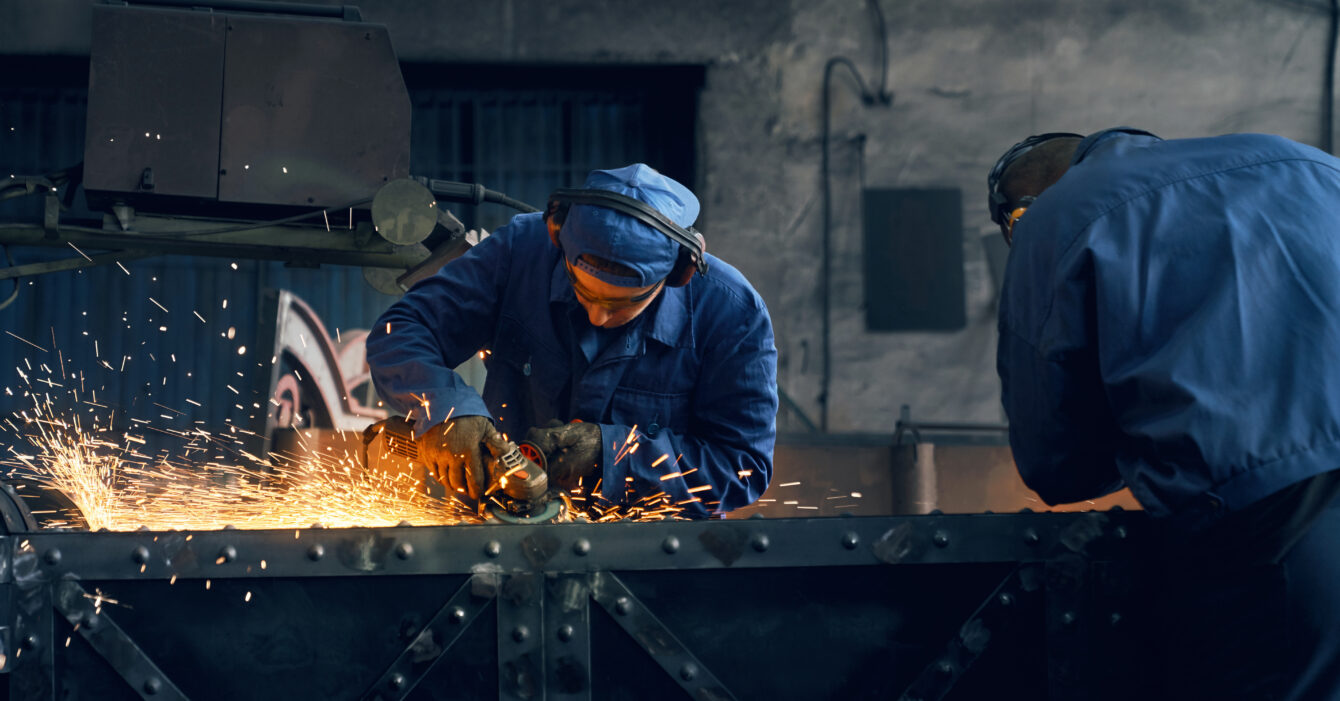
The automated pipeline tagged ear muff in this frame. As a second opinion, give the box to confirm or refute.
[544,188,709,287]
[544,198,570,249]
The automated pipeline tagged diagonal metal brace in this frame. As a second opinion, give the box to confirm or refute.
[898,564,1042,701]
[361,573,498,701]
[590,572,738,701]
[52,578,189,700]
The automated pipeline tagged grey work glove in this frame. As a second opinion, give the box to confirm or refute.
[417,415,497,501]
[523,420,602,489]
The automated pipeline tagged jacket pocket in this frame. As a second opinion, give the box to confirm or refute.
[611,386,691,438]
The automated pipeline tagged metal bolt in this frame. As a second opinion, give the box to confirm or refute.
[932,531,950,548]
[751,534,770,552]
[615,596,632,616]
[132,546,150,564]
[1023,528,1040,546]
[998,593,1014,607]
[307,544,325,561]
[83,614,99,630]
[512,626,530,643]
[22,634,38,651]
[143,677,161,695]
[936,660,954,677]
[484,541,501,558]
[222,524,237,530]
[662,536,679,554]
[680,663,698,682]
[395,542,414,560]
[218,545,237,563]
[311,522,327,529]
[43,549,61,566]
[557,624,574,642]
[449,606,466,624]
[1114,525,1128,540]
[388,673,405,691]
[397,520,412,527]
[572,538,591,556]
[841,532,859,550]
[1061,611,1077,627]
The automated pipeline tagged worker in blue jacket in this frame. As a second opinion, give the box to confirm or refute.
[989,127,1340,698]
[366,164,777,518]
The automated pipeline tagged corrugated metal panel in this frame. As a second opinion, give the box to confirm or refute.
[1,73,680,449]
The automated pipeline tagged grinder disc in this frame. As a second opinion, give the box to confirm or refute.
[484,498,567,525]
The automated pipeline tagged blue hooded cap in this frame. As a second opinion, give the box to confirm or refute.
[558,164,700,287]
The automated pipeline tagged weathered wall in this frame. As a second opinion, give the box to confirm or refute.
[4,0,1332,432]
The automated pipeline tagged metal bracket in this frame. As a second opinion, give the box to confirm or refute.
[52,579,188,700]
[898,564,1042,701]
[590,571,737,701]
[361,573,497,701]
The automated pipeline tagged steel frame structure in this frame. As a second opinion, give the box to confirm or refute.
[0,506,1155,700]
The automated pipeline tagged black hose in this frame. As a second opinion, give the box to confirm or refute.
[1327,0,1338,153]
[482,189,540,214]
[817,1,894,433]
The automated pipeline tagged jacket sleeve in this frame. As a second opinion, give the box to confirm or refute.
[365,223,517,436]
[997,326,1124,505]
[595,298,778,518]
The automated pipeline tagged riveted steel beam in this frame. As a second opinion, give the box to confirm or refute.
[362,573,498,701]
[591,571,736,701]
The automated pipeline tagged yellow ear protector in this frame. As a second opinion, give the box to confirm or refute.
[1002,196,1036,246]
[544,188,708,288]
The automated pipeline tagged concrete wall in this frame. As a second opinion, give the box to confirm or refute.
[5,0,1332,432]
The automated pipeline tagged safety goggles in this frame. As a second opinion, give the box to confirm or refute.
[564,260,664,310]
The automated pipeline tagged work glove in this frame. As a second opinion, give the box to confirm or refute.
[417,415,496,501]
[523,420,602,489]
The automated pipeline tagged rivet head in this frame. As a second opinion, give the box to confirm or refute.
[222,524,237,530]
[615,596,632,616]
[572,538,591,556]
[143,677,161,695]
[395,542,414,560]
[662,536,679,554]
[397,520,413,527]
[1113,525,1128,540]
[22,634,39,651]
[512,626,530,643]
[218,545,237,563]
[484,541,501,558]
[750,534,770,552]
[388,673,405,691]
[680,662,698,681]
[311,522,326,529]
[1061,611,1077,626]
[449,606,466,624]
[1109,612,1123,627]
[43,549,61,566]
[1023,528,1040,546]
[132,546,150,564]
[307,544,325,561]
[841,532,859,550]
[932,531,950,548]
[936,660,954,677]
[557,624,574,642]
[84,614,99,629]
[998,592,1014,607]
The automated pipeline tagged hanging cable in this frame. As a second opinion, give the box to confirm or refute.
[818,0,894,432]
[0,245,21,311]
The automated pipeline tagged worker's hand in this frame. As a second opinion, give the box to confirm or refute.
[417,415,496,501]
[523,421,602,489]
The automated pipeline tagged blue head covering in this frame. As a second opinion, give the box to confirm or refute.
[557,164,700,287]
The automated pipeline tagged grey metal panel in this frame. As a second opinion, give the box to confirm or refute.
[217,13,411,208]
[83,4,226,202]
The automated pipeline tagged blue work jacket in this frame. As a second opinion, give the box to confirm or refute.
[999,128,1340,525]
[366,213,778,517]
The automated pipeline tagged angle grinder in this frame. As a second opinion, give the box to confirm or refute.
[362,416,569,524]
